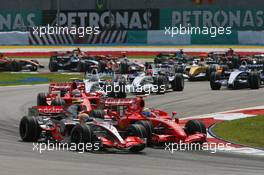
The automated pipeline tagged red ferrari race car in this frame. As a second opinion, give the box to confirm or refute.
[0,53,44,72]
[19,105,146,152]
[36,78,107,108]
[98,97,207,145]
[36,77,126,107]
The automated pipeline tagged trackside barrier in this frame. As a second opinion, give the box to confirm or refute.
[0,31,264,45]
[0,31,29,45]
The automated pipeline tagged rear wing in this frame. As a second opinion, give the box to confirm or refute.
[103,98,137,106]
[49,82,85,93]
[102,97,145,110]
[28,106,64,116]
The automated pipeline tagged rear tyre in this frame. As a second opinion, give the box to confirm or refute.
[49,61,58,72]
[210,72,221,90]
[172,73,184,91]
[127,124,147,152]
[10,61,22,72]
[155,76,166,94]
[37,92,47,106]
[248,72,260,89]
[185,120,206,135]
[206,65,216,80]
[19,116,41,142]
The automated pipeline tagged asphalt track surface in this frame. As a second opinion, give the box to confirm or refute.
[0,82,264,175]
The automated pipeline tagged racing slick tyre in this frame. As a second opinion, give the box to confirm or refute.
[90,109,105,119]
[172,73,184,91]
[29,65,38,72]
[248,72,260,89]
[155,76,166,94]
[135,120,154,140]
[70,124,97,151]
[120,61,129,74]
[19,116,41,142]
[126,124,147,152]
[206,65,216,80]
[9,61,22,72]
[210,72,221,90]
[233,81,240,90]
[51,98,66,106]
[49,61,58,72]
[37,92,47,106]
[184,120,206,135]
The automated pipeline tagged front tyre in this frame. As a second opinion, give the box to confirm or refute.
[37,92,47,106]
[127,124,147,152]
[172,73,184,91]
[248,72,260,89]
[210,72,221,90]
[19,116,41,142]
[135,120,154,140]
[70,124,96,151]
[184,120,206,135]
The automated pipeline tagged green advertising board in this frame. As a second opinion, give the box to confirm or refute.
[0,11,42,31]
[127,31,147,43]
[160,8,264,31]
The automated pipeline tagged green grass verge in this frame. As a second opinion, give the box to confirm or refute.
[212,115,264,148]
[0,72,83,86]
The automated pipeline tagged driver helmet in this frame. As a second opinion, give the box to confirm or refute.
[142,107,151,117]
[239,65,247,71]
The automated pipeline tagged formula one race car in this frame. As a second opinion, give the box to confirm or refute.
[19,105,146,152]
[186,57,220,81]
[126,64,184,95]
[127,72,184,95]
[210,63,264,90]
[118,58,145,74]
[98,97,207,145]
[49,49,102,72]
[0,56,44,72]
[36,77,125,107]
[154,50,189,65]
